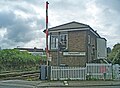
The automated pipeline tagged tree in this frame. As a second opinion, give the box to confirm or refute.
[108,43,120,64]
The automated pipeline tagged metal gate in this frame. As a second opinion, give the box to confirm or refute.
[113,64,120,80]
[50,66,86,80]
[50,64,116,80]
[86,63,112,80]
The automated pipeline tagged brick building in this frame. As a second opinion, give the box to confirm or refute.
[44,21,107,67]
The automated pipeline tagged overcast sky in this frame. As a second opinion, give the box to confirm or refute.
[0,0,120,49]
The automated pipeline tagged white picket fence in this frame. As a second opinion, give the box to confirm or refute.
[50,63,120,80]
[50,66,86,80]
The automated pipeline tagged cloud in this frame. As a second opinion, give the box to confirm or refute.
[49,0,120,48]
[0,0,45,49]
[92,0,120,48]
[0,10,15,27]
[0,0,120,49]
[95,0,120,11]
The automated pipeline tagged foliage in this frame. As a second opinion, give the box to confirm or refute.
[0,49,46,72]
[108,43,120,64]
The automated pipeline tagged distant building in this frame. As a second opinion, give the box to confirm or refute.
[44,21,107,67]
[15,47,45,56]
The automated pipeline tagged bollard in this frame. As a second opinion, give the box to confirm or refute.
[103,72,106,80]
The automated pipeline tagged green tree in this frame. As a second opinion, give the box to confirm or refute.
[108,43,120,64]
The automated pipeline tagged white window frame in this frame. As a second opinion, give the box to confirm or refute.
[51,34,68,50]
[60,34,68,50]
[51,35,58,49]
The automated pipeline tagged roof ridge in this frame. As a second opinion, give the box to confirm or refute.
[48,21,89,30]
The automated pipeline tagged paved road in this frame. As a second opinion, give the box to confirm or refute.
[0,80,39,88]
[39,86,120,88]
[0,80,120,88]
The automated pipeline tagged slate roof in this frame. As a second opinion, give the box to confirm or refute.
[44,21,88,32]
[43,21,101,37]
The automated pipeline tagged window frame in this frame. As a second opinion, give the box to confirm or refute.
[50,33,68,50]
[51,35,58,49]
[60,34,68,50]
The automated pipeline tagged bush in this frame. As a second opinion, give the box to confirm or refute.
[0,49,44,72]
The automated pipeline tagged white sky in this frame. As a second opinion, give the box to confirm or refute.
[0,0,120,49]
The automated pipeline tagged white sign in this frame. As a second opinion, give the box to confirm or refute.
[48,57,52,61]
[63,52,86,56]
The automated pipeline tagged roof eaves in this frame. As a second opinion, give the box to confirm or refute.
[100,37,107,41]
[43,21,89,33]
[88,26,101,38]
[49,26,89,31]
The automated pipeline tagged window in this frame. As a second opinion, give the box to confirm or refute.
[51,34,68,50]
[60,34,68,50]
[51,36,58,49]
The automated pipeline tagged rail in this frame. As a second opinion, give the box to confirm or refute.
[0,70,39,80]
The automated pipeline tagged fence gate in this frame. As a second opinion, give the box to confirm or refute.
[50,64,118,80]
[113,64,120,80]
[86,63,112,80]
[50,66,86,80]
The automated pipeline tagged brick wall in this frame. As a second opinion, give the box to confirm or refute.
[68,31,87,51]
[87,31,97,62]
[50,30,88,67]
[61,56,87,67]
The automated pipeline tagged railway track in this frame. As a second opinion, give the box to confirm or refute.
[0,71,40,80]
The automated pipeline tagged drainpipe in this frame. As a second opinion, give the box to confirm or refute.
[57,32,60,66]
[86,31,89,63]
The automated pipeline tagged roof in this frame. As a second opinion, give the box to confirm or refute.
[14,47,44,52]
[43,21,89,32]
[43,21,101,37]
